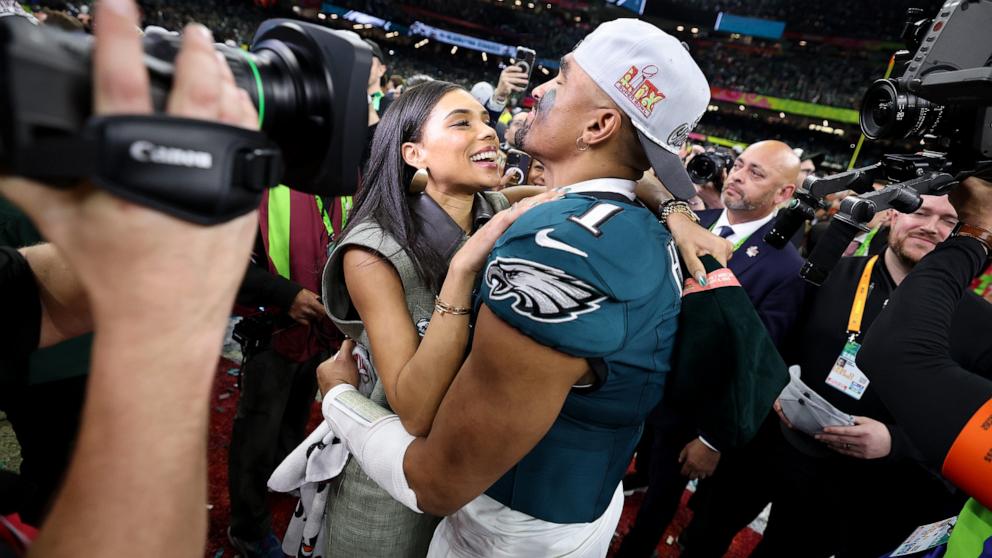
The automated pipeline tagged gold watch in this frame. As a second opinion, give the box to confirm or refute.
[658,200,700,225]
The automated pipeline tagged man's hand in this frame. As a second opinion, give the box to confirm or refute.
[493,65,529,103]
[0,10,259,325]
[949,176,992,231]
[17,3,262,557]
[773,398,794,429]
[679,438,720,480]
[317,339,359,396]
[288,289,325,325]
[667,214,734,285]
[815,416,892,459]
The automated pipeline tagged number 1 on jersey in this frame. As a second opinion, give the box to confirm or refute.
[568,204,623,237]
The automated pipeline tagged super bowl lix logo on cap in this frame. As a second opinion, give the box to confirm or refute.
[615,65,666,117]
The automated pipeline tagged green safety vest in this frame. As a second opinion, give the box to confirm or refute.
[265,184,351,279]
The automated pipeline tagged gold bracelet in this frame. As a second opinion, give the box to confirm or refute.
[434,296,471,316]
[658,200,700,225]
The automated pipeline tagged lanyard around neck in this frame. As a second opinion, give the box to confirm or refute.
[315,196,353,239]
[847,255,879,337]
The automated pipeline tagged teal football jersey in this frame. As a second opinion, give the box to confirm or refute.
[480,190,682,523]
[481,192,681,359]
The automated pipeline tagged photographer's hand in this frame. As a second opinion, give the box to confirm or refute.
[12,1,260,557]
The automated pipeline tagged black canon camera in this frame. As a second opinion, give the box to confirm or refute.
[687,148,735,191]
[0,16,372,224]
[765,0,991,286]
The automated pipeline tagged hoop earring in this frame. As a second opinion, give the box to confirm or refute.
[409,168,429,193]
[575,137,589,152]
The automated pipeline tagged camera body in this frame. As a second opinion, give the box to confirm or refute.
[0,16,372,221]
[767,0,991,285]
[859,0,992,171]
[687,149,736,191]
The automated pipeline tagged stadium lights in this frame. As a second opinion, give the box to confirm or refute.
[317,13,326,20]
[389,50,395,55]
[482,52,488,61]
[676,25,684,31]
[451,46,459,54]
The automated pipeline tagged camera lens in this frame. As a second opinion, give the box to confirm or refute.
[860,78,949,141]
[687,154,717,184]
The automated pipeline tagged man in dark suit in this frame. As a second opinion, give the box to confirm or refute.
[694,142,806,347]
[618,140,806,558]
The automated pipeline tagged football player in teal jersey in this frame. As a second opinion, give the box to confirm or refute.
[319,19,729,556]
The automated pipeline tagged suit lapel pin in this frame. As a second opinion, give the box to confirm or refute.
[746,245,759,258]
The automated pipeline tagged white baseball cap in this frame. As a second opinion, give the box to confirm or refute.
[573,19,710,200]
[470,81,495,107]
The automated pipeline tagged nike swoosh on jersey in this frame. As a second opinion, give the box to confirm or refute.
[535,228,588,258]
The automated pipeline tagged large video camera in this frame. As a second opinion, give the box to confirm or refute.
[766,0,991,285]
[0,16,372,224]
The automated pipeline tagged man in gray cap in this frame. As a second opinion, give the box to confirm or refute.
[318,18,726,556]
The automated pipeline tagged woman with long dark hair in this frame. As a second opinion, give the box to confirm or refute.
[319,81,558,556]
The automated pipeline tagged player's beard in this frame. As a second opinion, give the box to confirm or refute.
[516,89,556,152]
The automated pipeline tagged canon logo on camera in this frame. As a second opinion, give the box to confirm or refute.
[128,140,213,170]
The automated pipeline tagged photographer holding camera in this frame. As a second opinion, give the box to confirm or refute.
[713,192,985,558]
[0,1,260,556]
[858,175,992,554]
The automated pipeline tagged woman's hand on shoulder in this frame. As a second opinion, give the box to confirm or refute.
[451,188,564,275]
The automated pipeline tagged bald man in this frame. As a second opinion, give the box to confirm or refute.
[618,141,807,558]
[653,143,808,558]
[694,140,804,345]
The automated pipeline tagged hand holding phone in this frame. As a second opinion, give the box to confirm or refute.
[503,149,533,186]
